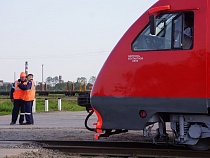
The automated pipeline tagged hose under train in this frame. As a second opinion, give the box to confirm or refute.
[85,109,95,131]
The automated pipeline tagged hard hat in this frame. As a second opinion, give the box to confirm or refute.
[20,72,26,77]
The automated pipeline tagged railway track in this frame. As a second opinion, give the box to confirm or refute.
[37,140,210,157]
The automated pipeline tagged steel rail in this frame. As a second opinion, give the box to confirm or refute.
[37,140,210,158]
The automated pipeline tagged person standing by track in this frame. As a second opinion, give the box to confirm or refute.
[26,74,35,124]
[10,72,27,125]
[18,73,35,125]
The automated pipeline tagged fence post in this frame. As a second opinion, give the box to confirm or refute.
[58,98,61,111]
[45,98,48,112]
[32,98,36,113]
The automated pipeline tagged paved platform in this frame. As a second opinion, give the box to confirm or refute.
[0,111,171,130]
[0,111,97,129]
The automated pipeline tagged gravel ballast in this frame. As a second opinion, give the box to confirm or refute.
[0,128,148,158]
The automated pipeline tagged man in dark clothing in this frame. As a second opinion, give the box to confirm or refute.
[10,72,27,125]
[18,79,33,125]
[27,74,35,124]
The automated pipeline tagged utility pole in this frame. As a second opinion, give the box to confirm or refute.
[14,72,16,82]
[25,61,28,76]
[42,64,44,91]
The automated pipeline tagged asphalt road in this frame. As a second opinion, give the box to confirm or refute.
[0,111,97,129]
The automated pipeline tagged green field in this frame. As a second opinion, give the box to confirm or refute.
[0,94,85,116]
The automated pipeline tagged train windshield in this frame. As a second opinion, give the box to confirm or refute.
[132,12,193,51]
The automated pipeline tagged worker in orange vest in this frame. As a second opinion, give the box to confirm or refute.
[18,73,36,125]
[10,72,27,125]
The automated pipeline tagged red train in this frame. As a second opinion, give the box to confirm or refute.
[78,0,210,150]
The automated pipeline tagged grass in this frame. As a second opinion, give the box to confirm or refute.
[0,94,85,116]
[0,99,12,115]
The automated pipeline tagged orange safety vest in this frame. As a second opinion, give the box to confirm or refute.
[13,81,23,99]
[22,80,36,101]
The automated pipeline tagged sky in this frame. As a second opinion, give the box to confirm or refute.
[0,0,157,83]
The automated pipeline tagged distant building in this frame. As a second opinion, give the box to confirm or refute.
[0,80,3,86]
[3,82,13,86]
[0,80,12,86]
[59,75,64,83]
[0,81,12,91]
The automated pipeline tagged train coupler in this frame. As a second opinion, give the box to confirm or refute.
[77,92,91,112]
[94,129,128,140]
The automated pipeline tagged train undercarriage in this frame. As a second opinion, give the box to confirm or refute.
[144,113,210,150]
[78,93,210,150]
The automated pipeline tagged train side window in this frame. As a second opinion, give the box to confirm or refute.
[173,12,194,49]
[132,12,194,51]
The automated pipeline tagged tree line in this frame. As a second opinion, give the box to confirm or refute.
[0,76,96,91]
[36,76,96,91]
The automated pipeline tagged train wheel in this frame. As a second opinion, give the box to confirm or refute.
[188,138,210,151]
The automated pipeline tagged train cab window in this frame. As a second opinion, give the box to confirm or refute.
[132,12,194,51]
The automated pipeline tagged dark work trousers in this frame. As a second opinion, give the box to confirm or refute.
[31,101,34,124]
[19,103,25,123]
[24,101,32,124]
[11,99,24,124]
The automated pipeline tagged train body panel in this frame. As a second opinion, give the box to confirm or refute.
[91,97,207,129]
[79,0,210,150]
[91,0,208,98]
[207,0,210,98]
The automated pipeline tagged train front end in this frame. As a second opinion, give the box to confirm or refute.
[78,0,210,150]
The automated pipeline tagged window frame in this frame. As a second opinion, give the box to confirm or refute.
[171,13,184,50]
[131,11,194,52]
